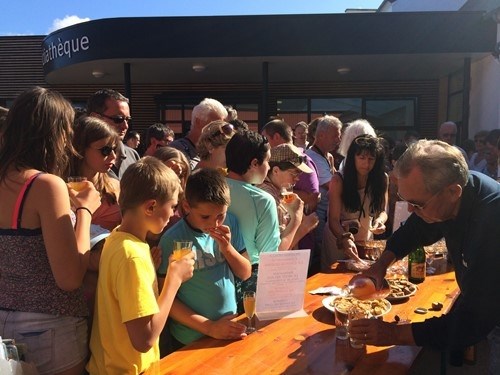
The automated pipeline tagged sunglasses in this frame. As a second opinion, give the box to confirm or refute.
[354,135,377,145]
[100,113,132,124]
[90,145,118,157]
[210,124,234,139]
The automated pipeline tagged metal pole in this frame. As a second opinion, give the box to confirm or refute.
[260,61,269,132]
[124,62,131,100]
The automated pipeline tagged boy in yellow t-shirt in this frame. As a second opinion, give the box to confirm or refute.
[87,157,194,375]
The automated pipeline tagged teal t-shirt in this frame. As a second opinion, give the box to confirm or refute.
[158,213,245,345]
[226,178,280,264]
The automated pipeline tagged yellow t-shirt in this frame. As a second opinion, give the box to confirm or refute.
[87,229,160,375]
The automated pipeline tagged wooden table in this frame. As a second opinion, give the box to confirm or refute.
[145,264,459,375]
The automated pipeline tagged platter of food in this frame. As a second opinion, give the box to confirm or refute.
[322,295,391,318]
[386,278,418,301]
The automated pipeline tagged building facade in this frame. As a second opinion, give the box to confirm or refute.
[1,6,498,144]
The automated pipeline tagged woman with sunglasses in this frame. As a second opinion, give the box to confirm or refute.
[323,135,388,269]
[70,116,121,231]
[0,87,101,375]
[196,120,236,173]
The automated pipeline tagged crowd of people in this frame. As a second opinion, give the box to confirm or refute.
[0,86,498,374]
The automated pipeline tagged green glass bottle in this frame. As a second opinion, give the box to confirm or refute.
[408,246,426,284]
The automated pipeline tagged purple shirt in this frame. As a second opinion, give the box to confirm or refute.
[294,150,319,194]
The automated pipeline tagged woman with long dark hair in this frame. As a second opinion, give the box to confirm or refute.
[323,135,388,269]
[0,87,100,374]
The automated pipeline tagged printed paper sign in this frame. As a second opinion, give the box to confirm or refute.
[255,250,310,320]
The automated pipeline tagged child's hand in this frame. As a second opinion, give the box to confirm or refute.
[207,225,231,252]
[167,253,194,283]
[206,313,247,340]
[150,246,162,270]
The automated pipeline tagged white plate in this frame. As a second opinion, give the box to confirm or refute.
[386,279,418,301]
[321,296,391,318]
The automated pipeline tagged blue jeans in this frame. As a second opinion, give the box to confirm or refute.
[0,310,87,375]
[488,325,500,375]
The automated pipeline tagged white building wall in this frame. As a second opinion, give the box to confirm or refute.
[469,55,500,135]
[379,0,467,12]
[469,23,500,135]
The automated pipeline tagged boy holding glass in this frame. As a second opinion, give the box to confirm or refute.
[87,157,194,375]
[158,168,251,352]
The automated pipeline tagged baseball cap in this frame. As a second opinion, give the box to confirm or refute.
[269,144,313,173]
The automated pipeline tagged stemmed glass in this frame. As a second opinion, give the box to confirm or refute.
[243,291,256,334]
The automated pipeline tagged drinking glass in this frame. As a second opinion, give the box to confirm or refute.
[348,307,369,349]
[280,183,294,204]
[334,305,349,340]
[67,176,87,192]
[173,240,194,260]
[243,291,256,333]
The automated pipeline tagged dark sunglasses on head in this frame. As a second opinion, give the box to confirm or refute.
[211,124,234,138]
[91,145,118,157]
[100,113,132,124]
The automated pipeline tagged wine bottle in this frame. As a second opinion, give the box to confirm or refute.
[408,246,426,283]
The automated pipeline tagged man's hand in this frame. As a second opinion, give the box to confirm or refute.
[349,319,415,346]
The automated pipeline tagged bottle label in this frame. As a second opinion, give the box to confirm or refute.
[410,262,426,279]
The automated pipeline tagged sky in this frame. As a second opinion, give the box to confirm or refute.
[1,0,382,36]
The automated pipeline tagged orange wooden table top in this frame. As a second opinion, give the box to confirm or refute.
[145,263,459,375]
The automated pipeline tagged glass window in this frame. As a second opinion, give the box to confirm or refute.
[279,113,308,127]
[311,98,361,113]
[447,93,463,123]
[448,70,464,94]
[233,103,258,121]
[365,99,415,129]
[277,99,308,112]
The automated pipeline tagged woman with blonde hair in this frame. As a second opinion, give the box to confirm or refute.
[71,115,121,231]
[0,87,100,375]
[196,120,236,172]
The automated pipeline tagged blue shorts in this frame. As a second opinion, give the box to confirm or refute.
[0,310,87,375]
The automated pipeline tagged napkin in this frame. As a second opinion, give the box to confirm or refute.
[309,286,344,295]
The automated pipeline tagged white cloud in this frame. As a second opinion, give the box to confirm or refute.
[47,15,91,33]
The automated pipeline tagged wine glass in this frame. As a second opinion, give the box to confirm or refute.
[243,291,256,333]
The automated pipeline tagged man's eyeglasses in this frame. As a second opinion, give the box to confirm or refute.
[90,145,118,157]
[100,114,132,124]
[287,169,302,178]
[397,190,440,211]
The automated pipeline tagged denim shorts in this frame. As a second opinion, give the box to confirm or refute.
[0,310,87,375]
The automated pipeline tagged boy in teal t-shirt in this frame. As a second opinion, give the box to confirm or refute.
[158,169,251,349]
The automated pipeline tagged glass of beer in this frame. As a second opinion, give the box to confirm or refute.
[173,240,194,260]
[243,291,256,333]
[280,183,294,204]
[67,176,87,192]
